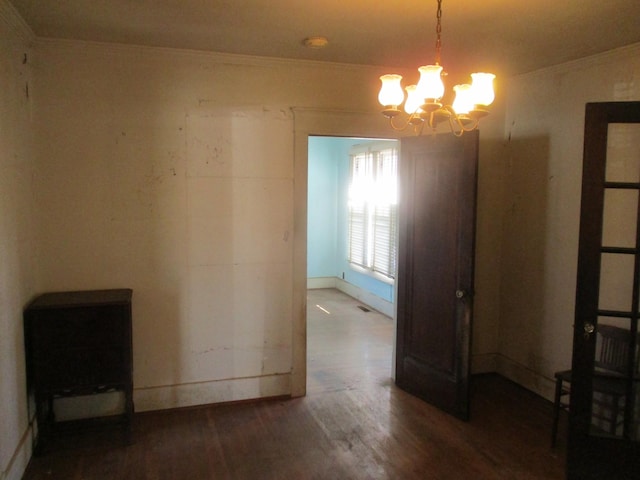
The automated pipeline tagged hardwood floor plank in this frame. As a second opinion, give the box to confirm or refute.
[22,288,565,479]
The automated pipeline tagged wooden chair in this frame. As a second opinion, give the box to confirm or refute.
[552,324,636,447]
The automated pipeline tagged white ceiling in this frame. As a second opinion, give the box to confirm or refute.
[7,0,640,78]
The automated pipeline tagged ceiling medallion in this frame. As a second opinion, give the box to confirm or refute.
[303,36,329,49]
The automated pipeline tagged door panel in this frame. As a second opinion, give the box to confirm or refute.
[396,131,478,420]
[569,102,640,479]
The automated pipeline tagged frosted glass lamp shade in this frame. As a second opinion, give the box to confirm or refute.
[452,84,474,114]
[470,73,495,106]
[404,85,423,114]
[378,74,404,107]
[416,65,444,101]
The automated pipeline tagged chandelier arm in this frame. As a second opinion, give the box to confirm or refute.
[424,110,444,133]
[448,114,465,137]
[459,117,480,132]
[388,114,423,131]
[417,119,428,135]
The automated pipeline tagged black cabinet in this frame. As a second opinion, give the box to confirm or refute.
[24,289,133,454]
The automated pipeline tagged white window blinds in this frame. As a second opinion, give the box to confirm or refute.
[348,144,398,279]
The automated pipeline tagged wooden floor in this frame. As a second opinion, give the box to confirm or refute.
[23,288,567,479]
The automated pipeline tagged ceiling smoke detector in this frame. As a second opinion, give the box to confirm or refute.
[303,36,329,49]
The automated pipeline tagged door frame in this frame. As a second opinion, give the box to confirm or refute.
[291,108,402,396]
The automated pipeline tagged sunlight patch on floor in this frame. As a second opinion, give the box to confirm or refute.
[315,304,331,315]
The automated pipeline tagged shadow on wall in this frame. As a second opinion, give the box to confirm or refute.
[498,136,551,388]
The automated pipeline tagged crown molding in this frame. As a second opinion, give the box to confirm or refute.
[34,35,399,76]
[514,42,640,81]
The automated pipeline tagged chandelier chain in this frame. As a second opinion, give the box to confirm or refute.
[435,0,442,65]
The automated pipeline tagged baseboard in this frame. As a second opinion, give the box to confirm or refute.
[495,354,556,402]
[3,423,33,480]
[134,373,291,412]
[471,353,498,374]
[307,277,338,289]
[334,278,394,317]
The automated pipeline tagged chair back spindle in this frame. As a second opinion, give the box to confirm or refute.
[594,325,630,375]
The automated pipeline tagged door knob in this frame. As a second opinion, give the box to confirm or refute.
[583,322,595,339]
[456,290,465,299]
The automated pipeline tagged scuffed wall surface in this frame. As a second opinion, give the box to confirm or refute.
[27,37,510,411]
[0,1,35,479]
[500,44,640,399]
[31,40,390,410]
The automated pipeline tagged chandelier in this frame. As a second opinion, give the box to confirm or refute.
[377,0,495,136]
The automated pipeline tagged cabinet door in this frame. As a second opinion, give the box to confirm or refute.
[35,347,130,390]
[26,304,132,391]
[29,306,128,349]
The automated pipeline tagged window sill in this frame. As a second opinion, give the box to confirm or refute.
[348,263,395,285]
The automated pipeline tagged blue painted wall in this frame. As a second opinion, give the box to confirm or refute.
[307,136,340,277]
[307,136,397,303]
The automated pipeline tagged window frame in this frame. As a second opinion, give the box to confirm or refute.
[347,142,398,282]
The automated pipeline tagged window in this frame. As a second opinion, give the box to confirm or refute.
[348,143,398,280]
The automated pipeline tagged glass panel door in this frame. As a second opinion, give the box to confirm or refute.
[569,103,640,479]
[594,123,640,442]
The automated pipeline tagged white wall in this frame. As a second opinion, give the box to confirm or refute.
[471,78,507,374]
[0,3,36,480]
[30,38,405,412]
[498,44,640,399]
[10,3,638,477]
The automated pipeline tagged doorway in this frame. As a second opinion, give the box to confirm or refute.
[305,135,399,393]
[307,136,398,316]
[291,108,404,398]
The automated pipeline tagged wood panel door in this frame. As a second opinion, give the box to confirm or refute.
[569,102,640,479]
[396,131,478,420]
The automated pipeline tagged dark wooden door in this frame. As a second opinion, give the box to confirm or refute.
[395,131,478,420]
[569,102,640,479]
